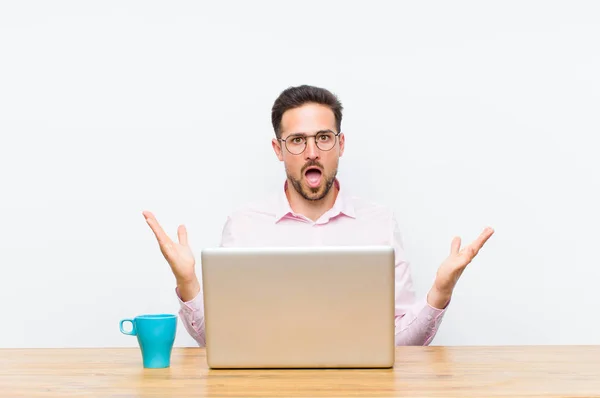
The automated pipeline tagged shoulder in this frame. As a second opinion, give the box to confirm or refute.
[346,194,397,221]
[221,192,278,231]
[219,192,280,247]
[342,193,407,244]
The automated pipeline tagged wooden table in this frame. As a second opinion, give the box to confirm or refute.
[1,346,599,397]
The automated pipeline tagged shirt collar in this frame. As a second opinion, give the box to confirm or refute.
[274,179,356,223]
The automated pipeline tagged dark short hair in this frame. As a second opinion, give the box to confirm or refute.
[271,85,343,139]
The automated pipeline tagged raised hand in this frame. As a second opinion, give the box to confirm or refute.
[428,227,495,308]
[143,211,199,300]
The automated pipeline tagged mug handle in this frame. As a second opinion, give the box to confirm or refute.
[119,319,136,336]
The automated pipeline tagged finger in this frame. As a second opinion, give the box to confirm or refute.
[143,211,172,247]
[462,227,494,260]
[450,236,461,255]
[472,227,495,251]
[177,225,188,246]
[461,244,477,260]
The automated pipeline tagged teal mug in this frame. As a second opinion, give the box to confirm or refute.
[119,314,177,368]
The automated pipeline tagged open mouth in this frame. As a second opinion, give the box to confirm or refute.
[304,167,322,188]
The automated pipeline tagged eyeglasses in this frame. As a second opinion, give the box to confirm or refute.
[279,130,341,155]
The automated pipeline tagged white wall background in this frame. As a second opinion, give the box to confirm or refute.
[1,0,599,348]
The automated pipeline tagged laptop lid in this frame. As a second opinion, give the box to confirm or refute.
[200,245,395,369]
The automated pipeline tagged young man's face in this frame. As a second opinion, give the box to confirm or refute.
[272,103,345,201]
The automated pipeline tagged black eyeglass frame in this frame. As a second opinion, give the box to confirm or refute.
[278,130,342,155]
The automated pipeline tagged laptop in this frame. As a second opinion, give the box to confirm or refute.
[200,245,396,369]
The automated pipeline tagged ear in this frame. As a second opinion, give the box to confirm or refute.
[272,138,284,161]
[338,133,345,157]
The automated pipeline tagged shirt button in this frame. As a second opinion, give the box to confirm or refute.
[426,315,432,321]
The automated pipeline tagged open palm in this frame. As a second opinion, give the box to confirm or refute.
[434,227,495,294]
[143,210,196,284]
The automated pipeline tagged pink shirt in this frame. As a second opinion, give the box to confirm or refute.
[177,180,447,346]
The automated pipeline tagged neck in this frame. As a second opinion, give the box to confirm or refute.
[285,180,338,222]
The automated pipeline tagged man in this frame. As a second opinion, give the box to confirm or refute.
[143,85,494,346]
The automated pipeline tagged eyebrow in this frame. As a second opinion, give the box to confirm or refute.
[286,129,334,137]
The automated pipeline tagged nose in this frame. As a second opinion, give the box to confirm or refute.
[304,137,320,160]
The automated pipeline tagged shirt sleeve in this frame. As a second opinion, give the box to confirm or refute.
[176,287,206,346]
[176,216,234,347]
[391,214,448,345]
